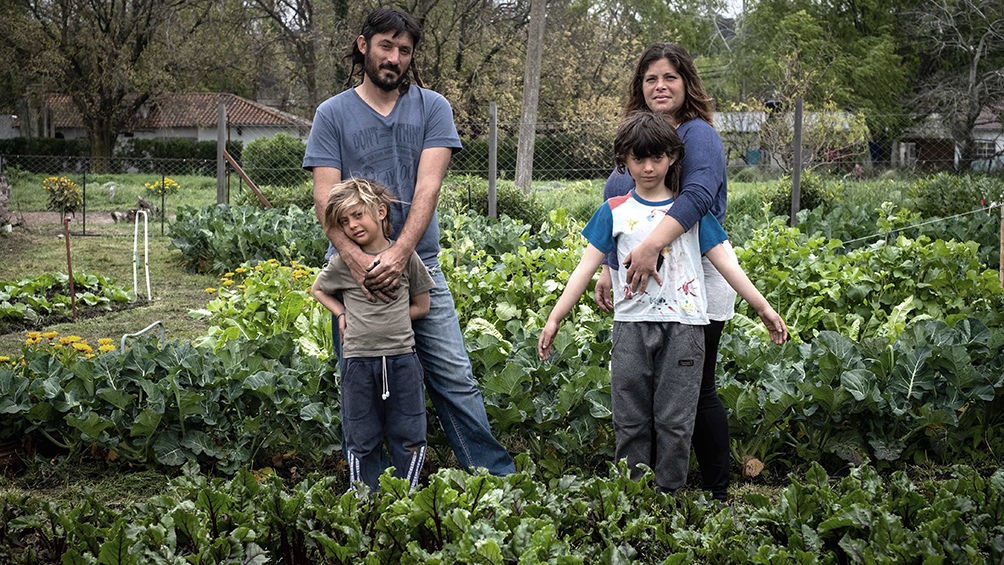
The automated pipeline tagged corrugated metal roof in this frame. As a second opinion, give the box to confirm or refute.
[46,93,312,129]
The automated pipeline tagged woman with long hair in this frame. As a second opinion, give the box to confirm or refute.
[595,42,735,504]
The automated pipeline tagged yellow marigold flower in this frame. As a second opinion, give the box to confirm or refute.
[222,280,234,287]
[72,342,92,352]
[235,267,247,274]
[98,338,113,345]
[224,272,235,278]
[98,344,116,353]
[85,353,96,359]
[42,331,59,339]
[291,260,300,267]
[0,356,10,362]
[254,265,262,271]
[54,344,63,348]
[205,287,217,294]
[26,331,41,339]
[59,335,82,345]
[237,284,246,290]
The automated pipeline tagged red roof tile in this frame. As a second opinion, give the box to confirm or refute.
[47,93,312,129]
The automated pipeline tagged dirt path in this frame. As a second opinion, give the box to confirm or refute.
[16,211,116,227]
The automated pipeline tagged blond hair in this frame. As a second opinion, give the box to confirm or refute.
[323,178,395,238]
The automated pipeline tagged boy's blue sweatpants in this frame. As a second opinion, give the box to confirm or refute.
[341,351,427,492]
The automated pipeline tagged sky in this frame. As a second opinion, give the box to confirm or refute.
[722,0,744,17]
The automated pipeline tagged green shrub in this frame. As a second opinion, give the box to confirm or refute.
[241,133,310,188]
[534,179,604,222]
[42,175,82,214]
[168,204,327,274]
[439,174,547,229]
[232,180,314,209]
[0,139,90,173]
[761,169,841,217]
[734,209,1004,342]
[907,172,990,217]
[116,138,238,175]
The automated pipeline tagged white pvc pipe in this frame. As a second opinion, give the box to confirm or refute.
[133,210,151,300]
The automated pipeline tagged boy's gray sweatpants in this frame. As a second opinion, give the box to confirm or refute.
[610,321,705,492]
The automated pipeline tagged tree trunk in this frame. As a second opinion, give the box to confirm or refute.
[514,0,545,194]
[87,118,117,174]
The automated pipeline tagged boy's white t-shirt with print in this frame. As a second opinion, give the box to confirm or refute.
[582,190,728,325]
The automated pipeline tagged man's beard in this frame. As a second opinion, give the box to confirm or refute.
[364,51,406,92]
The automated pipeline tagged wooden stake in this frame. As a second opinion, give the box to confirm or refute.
[64,216,77,321]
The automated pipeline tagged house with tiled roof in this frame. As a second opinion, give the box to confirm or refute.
[7,93,311,145]
[893,108,1003,171]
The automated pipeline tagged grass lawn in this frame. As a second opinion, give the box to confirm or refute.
[6,171,219,214]
[0,222,219,356]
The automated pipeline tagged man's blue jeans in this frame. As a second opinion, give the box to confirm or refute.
[331,265,515,476]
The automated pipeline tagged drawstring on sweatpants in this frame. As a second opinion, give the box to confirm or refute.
[381,356,390,400]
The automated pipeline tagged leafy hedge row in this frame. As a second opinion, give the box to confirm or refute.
[159,207,1004,475]
[735,208,1004,342]
[1,335,340,472]
[168,205,328,274]
[0,272,134,331]
[719,319,1004,472]
[3,459,1003,563]
[3,311,1001,476]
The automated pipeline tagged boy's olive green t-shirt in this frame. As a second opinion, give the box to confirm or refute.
[315,249,434,358]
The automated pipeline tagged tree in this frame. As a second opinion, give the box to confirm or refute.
[7,0,204,165]
[719,0,909,111]
[157,0,263,100]
[245,0,351,114]
[908,0,1004,171]
[515,0,545,192]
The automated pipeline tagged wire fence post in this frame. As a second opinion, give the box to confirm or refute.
[488,102,498,219]
[63,216,76,321]
[790,97,803,226]
[160,171,166,235]
[81,165,87,235]
[217,101,227,204]
[999,202,1003,288]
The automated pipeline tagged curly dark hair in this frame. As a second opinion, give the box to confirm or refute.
[344,7,424,93]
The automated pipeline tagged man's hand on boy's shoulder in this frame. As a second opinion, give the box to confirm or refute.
[364,245,409,301]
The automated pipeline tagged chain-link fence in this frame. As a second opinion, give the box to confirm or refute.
[0,155,220,235]
[450,112,1004,180]
[3,110,1002,231]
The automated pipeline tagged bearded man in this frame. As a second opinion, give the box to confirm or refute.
[303,7,515,477]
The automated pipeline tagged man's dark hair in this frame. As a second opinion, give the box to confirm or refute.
[614,111,686,193]
[345,7,424,93]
